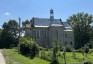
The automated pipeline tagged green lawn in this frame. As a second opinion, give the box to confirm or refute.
[58,52,93,64]
[2,49,93,64]
[41,51,93,64]
[2,49,50,64]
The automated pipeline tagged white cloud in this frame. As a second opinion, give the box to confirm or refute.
[5,12,10,15]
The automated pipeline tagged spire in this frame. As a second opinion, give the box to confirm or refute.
[50,9,54,20]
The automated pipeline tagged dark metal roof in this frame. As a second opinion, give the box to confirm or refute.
[63,22,70,27]
[34,18,63,27]
[34,18,50,26]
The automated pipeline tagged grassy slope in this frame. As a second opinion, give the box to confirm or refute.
[2,49,50,64]
[58,52,93,64]
[2,49,93,64]
[44,51,93,64]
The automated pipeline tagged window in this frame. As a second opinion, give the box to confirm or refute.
[56,30,58,39]
[70,41,73,45]
[65,33,67,38]
[65,41,67,45]
[36,31,40,38]
[45,30,47,38]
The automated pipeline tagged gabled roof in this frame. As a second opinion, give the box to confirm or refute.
[63,22,70,27]
[33,18,63,27]
[34,18,50,27]
[50,19,63,26]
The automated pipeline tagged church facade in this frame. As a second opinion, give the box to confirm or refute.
[25,9,74,47]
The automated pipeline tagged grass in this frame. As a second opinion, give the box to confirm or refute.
[2,49,93,64]
[58,52,93,64]
[2,49,50,64]
[39,50,93,64]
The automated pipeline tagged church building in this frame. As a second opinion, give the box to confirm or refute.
[25,9,74,47]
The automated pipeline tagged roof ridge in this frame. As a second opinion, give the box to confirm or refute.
[34,17,49,19]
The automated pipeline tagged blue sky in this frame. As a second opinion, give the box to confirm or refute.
[0,0,93,28]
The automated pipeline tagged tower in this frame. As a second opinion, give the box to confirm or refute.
[50,9,54,20]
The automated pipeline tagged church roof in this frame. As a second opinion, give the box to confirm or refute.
[63,22,70,27]
[33,18,63,27]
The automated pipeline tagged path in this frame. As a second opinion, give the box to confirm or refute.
[0,50,6,64]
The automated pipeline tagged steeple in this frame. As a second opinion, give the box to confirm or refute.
[50,9,54,20]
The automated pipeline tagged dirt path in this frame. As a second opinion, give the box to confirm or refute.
[0,50,6,64]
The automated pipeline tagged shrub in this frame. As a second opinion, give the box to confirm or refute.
[84,46,89,57]
[20,42,30,54]
[46,45,49,51]
[10,44,15,49]
[49,48,53,51]
[30,43,39,58]
[19,37,39,59]
[84,46,89,54]
[41,50,45,59]
[80,48,84,56]
[39,46,44,50]
[89,49,93,53]
[86,41,93,49]
[60,47,65,51]
[72,51,76,59]
[65,45,72,52]
[51,39,59,64]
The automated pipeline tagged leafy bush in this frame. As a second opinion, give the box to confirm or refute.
[89,49,93,53]
[20,37,39,59]
[86,41,93,49]
[46,45,49,51]
[39,46,44,50]
[60,47,64,51]
[65,45,72,52]
[10,44,15,48]
[84,46,89,54]
[20,42,30,54]
[49,48,53,51]
[41,50,45,59]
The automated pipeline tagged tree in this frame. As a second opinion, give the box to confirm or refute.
[22,19,30,28]
[3,20,18,38]
[0,20,18,48]
[0,29,2,48]
[66,12,93,49]
[0,31,15,48]
[8,20,18,37]
[63,49,66,64]
[51,39,59,64]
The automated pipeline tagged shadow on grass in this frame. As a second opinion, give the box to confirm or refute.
[20,53,36,59]
[50,60,59,64]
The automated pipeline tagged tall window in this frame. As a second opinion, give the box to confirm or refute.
[36,31,40,38]
[45,30,47,38]
[65,41,67,46]
[56,30,58,39]
[70,41,73,45]
[65,33,67,38]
